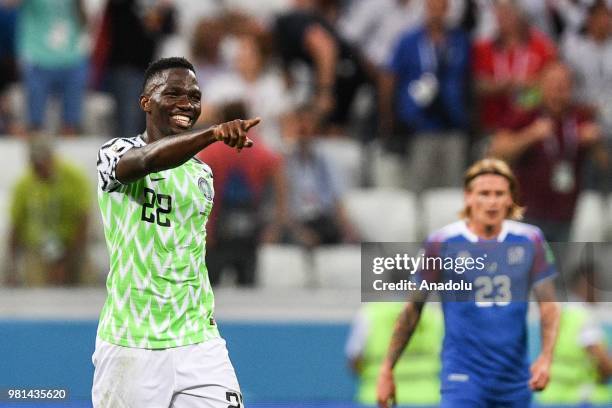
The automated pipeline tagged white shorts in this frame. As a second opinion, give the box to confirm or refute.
[92,337,242,408]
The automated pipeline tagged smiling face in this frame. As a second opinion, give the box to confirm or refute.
[465,174,513,232]
[140,68,202,140]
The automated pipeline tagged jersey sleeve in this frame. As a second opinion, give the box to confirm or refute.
[97,138,139,192]
[530,227,557,286]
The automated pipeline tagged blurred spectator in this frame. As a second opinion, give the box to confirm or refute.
[562,0,612,139]
[197,102,288,287]
[201,33,292,149]
[283,105,358,247]
[539,265,612,405]
[338,0,468,69]
[345,303,443,406]
[473,0,557,134]
[274,0,371,134]
[552,0,612,38]
[468,0,598,42]
[5,136,90,286]
[338,0,426,71]
[489,62,607,242]
[7,0,89,135]
[519,0,573,40]
[221,0,292,21]
[0,5,19,134]
[95,0,175,139]
[379,0,470,193]
[191,16,233,127]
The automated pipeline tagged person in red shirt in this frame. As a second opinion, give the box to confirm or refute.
[473,0,557,134]
[197,101,288,286]
[489,62,606,242]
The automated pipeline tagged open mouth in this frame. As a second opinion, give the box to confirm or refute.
[171,114,193,129]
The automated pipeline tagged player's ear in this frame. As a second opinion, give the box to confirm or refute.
[140,95,151,112]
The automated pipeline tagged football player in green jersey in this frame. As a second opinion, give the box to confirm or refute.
[92,57,259,408]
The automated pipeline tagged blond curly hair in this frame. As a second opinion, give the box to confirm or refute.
[460,158,525,220]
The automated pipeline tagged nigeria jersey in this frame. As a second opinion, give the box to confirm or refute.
[96,135,219,349]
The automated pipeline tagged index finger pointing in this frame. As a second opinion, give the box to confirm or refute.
[243,117,261,131]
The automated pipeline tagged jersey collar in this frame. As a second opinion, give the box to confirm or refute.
[461,220,509,242]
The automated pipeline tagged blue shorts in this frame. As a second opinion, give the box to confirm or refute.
[441,390,532,408]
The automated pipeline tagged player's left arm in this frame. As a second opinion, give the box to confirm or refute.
[530,278,561,391]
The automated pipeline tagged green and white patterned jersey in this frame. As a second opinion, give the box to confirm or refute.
[96,135,219,349]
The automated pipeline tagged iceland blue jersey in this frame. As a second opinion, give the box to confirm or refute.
[418,220,557,402]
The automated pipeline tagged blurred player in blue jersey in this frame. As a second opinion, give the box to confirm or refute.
[377,158,561,408]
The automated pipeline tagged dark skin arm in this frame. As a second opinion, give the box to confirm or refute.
[304,24,338,117]
[76,0,88,28]
[530,279,561,391]
[115,118,260,184]
[378,71,396,137]
[348,355,363,375]
[61,213,89,284]
[260,162,290,243]
[489,118,554,163]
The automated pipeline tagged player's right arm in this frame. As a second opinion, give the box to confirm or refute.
[115,118,260,184]
[377,300,425,408]
[377,238,440,407]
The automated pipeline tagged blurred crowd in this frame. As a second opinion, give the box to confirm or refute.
[2,0,612,286]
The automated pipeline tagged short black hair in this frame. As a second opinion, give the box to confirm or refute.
[143,57,196,92]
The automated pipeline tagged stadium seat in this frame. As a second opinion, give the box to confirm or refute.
[83,93,114,137]
[7,84,114,136]
[89,241,110,283]
[317,138,363,190]
[312,245,362,289]
[369,142,404,188]
[570,191,606,242]
[343,188,417,242]
[421,188,464,238]
[256,244,310,288]
[56,137,106,186]
[0,137,103,191]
